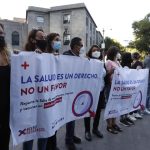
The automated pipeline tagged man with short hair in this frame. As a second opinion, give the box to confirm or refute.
[63,37,84,150]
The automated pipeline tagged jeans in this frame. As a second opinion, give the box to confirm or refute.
[23,138,47,150]
[65,121,75,144]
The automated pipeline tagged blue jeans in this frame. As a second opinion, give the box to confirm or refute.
[65,121,75,144]
[23,138,47,150]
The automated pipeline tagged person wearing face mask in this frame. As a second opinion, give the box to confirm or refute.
[25,28,47,53]
[45,32,61,150]
[63,37,83,150]
[0,23,11,150]
[79,46,86,57]
[84,45,105,141]
[105,46,122,134]
[47,33,61,55]
[23,28,47,150]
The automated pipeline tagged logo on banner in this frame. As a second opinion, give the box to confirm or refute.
[18,126,45,136]
[21,61,30,70]
[72,91,95,117]
[133,91,144,110]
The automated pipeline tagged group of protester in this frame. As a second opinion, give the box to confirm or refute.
[0,23,150,150]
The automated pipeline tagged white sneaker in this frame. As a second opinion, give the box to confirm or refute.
[127,114,136,121]
[144,108,150,115]
[133,113,142,119]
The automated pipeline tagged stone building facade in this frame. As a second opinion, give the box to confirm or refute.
[0,3,103,53]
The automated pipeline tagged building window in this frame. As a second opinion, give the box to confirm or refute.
[86,17,89,26]
[63,28,70,45]
[37,16,44,23]
[63,14,70,24]
[12,31,19,46]
[86,33,88,47]
[90,22,92,32]
[93,27,95,35]
[90,37,92,46]
[93,40,95,45]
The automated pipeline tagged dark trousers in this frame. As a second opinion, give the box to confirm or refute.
[84,91,103,132]
[46,132,57,150]
[0,121,10,150]
[23,140,33,150]
[65,121,75,144]
[23,138,47,150]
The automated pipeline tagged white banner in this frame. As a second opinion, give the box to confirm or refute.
[10,52,103,145]
[104,68,149,120]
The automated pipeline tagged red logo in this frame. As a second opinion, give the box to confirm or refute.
[21,61,29,70]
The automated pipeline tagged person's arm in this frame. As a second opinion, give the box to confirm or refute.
[105,61,115,74]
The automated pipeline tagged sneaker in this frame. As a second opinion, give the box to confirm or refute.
[126,117,135,125]
[119,119,130,127]
[144,108,150,115]
[133,113,142,119]
[127,114,137,121]
[106,126,118,134]
[140,110,144,116]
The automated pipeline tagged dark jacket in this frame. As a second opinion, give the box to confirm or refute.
[63,50,79,57]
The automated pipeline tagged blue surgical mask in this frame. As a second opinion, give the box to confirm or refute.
[52,41,61,51]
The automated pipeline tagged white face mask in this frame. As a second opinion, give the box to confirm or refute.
[79,47,86,57]
[92,51,101,58]
[80,47,85,53]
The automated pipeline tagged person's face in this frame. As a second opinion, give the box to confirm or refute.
[75,40,83,54]
[92,47,99,52]
[53,35,61,42]
[35,31,46,40]
[34,31,47,51]
[51,35,61,52]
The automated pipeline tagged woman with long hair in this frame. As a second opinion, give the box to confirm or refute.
[0,23,11,150]
[84,45,105,141]
[23,28,47,150]
[45,32,61,150]
[105,46,122,134]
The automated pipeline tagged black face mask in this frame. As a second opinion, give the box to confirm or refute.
[36,39,47,51]
[0,36,6,49]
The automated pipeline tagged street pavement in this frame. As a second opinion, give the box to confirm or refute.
[10,110,150,150]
